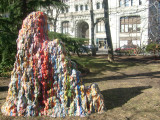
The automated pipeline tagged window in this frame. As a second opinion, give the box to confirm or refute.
[62,21,69,34]
[96,2,100,9]
[125,24,129,32]
[124,0,129,7]
[131,0,133,6]
[75,5,78,11]
[63,0,69,2]
[85,5,88,10]
[102,2,104,8]
[139,0,142,5]
[96,19,105,33]
[61,7,69,13]
[119,0,122,7]
[80,5,83,11]
[48,24,50,31]
[61,8,64,13]
[66,7,69,13]
[159,1,160,9]
[120,16,141,33]
[47,10,52,16]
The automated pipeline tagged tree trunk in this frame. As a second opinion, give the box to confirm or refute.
[103,0,114,62]
[53,19,57,32]
[90,0,96,56]
[53,8,61,32]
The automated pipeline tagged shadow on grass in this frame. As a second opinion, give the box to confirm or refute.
[72,55,158,77]
[73,58,136,77]
[102,86,151,110]
[0,86,8,92]
[83,71,160,84]
[0,98,5,100]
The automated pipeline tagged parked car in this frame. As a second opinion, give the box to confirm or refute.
[87,45,98,51]
[80,45,98,53]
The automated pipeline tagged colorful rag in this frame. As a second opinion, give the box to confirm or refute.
[1,11,105,117]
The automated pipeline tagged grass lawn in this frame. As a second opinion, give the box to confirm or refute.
[0,55,160,120]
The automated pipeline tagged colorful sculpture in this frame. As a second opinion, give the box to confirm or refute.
[1,11,105,117]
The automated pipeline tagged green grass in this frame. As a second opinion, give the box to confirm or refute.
[71,55,143,74]
[71,56,107,73]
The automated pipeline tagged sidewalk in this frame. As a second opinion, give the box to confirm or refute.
[96,49,108,55]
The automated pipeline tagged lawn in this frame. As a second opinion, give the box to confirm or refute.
[0,55,160,120]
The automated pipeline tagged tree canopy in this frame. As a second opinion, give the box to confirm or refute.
[0,0,62,73]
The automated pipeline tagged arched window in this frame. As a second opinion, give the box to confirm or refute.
[75,5,78,11]
[124,0,129,7]
[131,0,133,6]
[119,0,122,7]
[80,5,83,11]
[62,21,69,34]
[96,2,100,9]
[96,19,105,33]
[66,7,69,13]
[85,4,88,10]
[139,0,142,5]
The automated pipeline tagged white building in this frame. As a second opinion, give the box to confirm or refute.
[43,0,160,50]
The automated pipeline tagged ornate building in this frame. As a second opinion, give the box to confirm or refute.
[42,0,160,50]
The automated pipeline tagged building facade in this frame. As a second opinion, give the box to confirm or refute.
[43,0,160,50]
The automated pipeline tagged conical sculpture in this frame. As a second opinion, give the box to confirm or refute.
[1,11,105,117]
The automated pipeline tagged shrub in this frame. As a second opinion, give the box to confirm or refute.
[115,48,135,55]
[48,32,89,56]
[146,43,160,54]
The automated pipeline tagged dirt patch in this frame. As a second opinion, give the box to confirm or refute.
[0,55,160,120]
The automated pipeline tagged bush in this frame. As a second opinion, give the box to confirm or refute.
[116,49,135,55]
[0,32,88,77]
[146,43,160,54]
[48,32,89,56]
[0,33,17,77]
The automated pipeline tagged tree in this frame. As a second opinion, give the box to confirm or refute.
[50,7,61,32]
[46,4,67,32]
[48,32,88,56]
[103,0,114,62]
[89,0,96,56]
[0,0,62,72]
[89,0,104,56]
[89,0,114,58]
[148,0,160,43]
